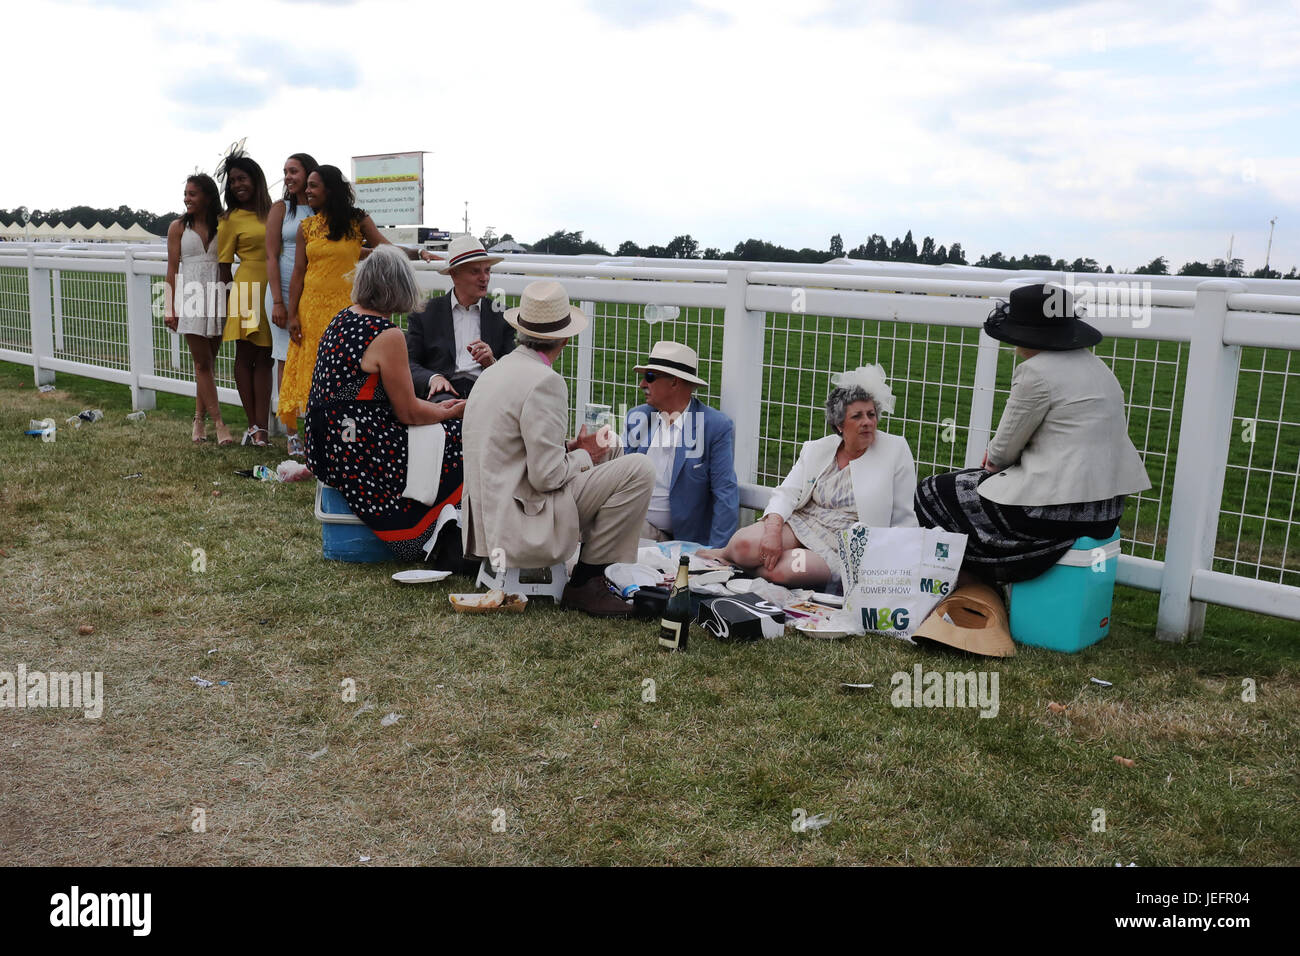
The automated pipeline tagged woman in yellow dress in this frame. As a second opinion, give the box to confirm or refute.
[217,153,274,445]
[277,164,434,439]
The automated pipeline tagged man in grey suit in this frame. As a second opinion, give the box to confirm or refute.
[462,280,655,617]
[406,236,514,400]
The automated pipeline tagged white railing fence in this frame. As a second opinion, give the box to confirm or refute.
[2,242,1298,642]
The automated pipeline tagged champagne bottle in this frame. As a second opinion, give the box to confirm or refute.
[658,556,691,652]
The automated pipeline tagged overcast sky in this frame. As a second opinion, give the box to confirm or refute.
[5,0,1297,272]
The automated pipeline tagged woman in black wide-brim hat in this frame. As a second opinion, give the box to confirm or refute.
[914,283,1151,585]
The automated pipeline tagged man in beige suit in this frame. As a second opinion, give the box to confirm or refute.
[462,280,655,616]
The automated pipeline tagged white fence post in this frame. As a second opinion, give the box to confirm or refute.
[964,329,1001,468]
[52,269,64,352]
[720,267,764,484]
[1156,279,1244,643]
[26,248,55,387]
[575,299,595,434]
[123,247,157,411]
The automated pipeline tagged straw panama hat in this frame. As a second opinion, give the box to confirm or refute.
[633,341,708,386]
[912,582,1016,658]
[504,280,589,339]
[438,236,504,274]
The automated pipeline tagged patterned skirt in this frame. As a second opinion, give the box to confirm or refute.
[914,468,1124,584]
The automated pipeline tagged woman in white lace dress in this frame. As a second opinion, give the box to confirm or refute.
[164,174,234,445]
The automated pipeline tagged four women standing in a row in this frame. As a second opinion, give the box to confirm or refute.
[165,150,431,451]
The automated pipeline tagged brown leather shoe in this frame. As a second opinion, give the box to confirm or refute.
[561,577,633,617]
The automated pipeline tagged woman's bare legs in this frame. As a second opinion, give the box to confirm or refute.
[185,334,225,440]
[700,522,833,588]
[206,337,233,444]
[233,339,258,437]
[251,344,272,442]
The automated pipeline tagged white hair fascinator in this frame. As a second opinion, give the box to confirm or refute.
[830,363,896,415]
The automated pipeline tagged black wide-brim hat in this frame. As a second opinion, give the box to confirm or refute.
[984,283,1103,351]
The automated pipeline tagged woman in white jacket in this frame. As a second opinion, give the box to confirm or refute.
[701,365,917,589]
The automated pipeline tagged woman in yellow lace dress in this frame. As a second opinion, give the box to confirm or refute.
[277,164,434,439]
[217,153,274,445]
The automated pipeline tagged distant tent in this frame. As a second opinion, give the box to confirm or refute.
[31,222,57,238]
[103,221,132,241]
[488,239,528,254]
[123,222,158,241]
[85,221,113,240]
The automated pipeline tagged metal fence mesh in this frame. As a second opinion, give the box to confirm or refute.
[1217,346,1300,587]
[52,270,130,370]
[0,266,31,352]
[759,312,978,488]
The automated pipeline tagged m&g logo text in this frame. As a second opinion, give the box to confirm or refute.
[863,606,911,631]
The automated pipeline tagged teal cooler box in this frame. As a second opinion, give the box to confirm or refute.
[1008,531,1121,652]
[313,482,392,563]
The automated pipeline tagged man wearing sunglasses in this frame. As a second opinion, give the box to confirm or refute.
[623,341,739,548]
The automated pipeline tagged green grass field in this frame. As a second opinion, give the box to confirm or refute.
[1,363,1296,865]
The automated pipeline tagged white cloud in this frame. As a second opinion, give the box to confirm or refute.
[4,0,1298,271]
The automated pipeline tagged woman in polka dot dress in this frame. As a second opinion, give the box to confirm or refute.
[305,247,466,561]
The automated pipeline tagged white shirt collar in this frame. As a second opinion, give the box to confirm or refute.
[450,289,481,313]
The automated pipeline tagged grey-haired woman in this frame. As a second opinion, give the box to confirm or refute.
[304,246,465,561]
[700,364,917,589]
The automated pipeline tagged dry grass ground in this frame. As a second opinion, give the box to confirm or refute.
[1,363,1297,866]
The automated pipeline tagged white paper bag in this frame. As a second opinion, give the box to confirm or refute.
[836,524,967,642]
[402,423,447,505]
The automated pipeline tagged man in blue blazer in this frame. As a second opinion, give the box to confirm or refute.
[623,342,739,548]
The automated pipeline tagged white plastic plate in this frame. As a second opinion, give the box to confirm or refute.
[796,622,849,640]
[391,569,453,585]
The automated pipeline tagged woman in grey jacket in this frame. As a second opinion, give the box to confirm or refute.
[914,283,1151,584]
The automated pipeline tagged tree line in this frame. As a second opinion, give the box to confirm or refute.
[2,207,1292,278]
[519,229,1296,278]
[0,205,178,236]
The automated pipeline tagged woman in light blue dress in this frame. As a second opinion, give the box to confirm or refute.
[265,152,318,456]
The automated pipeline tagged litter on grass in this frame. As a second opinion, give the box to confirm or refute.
[1090,677,1113,687]
[381,713,402,727]
[189,676,230,689]
[801,813,833,831]
[839,682,873,692]
[276,459,312,482]
[120,473,143,480]
[351,702,375,720]
[308,747,328,761]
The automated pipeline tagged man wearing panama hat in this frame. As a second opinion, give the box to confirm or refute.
[623,341,739,547]
[914,283,1151,585]
[406,235,514,400]
[462,280,655,617]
